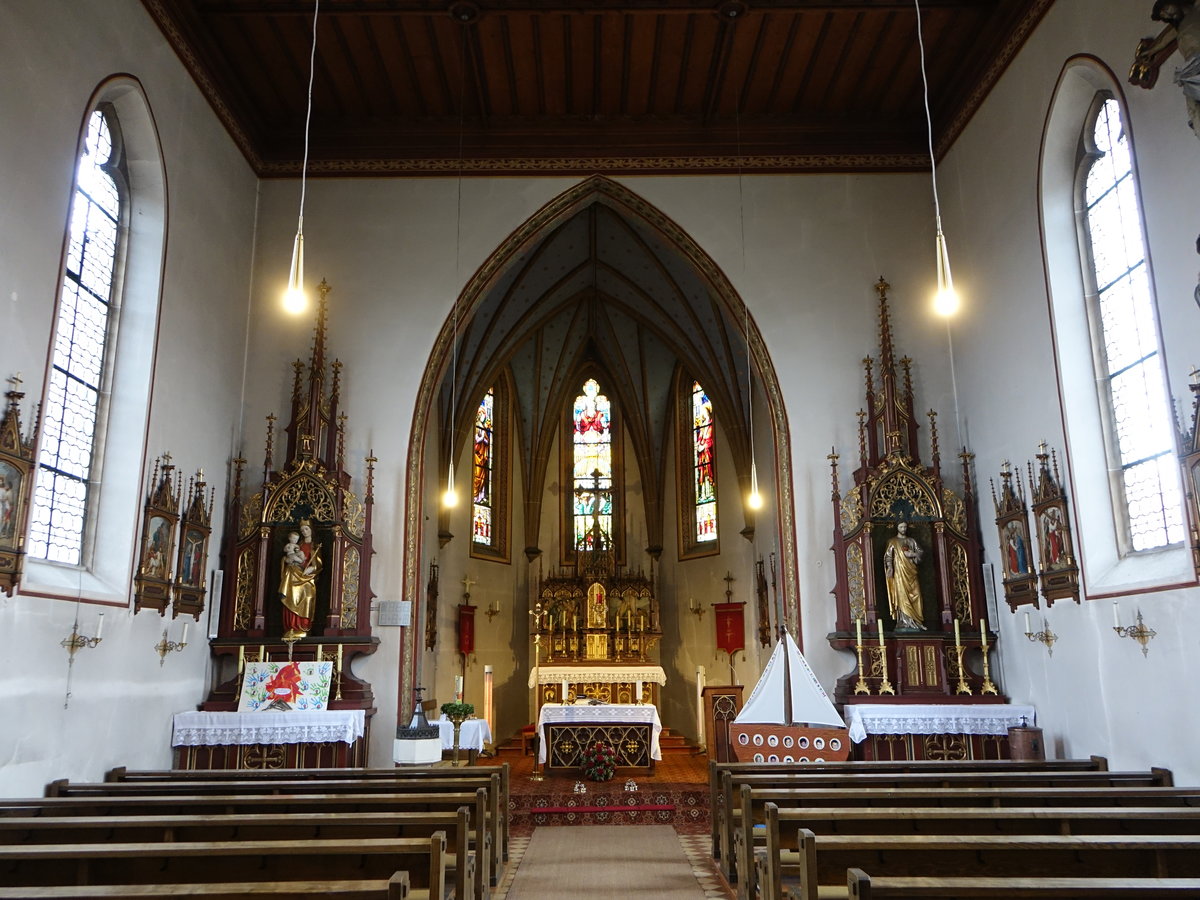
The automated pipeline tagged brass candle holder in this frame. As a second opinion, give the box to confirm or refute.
[852,620,870,695]
[979,644,998,695]
[875,626,895,695]
[153,624,189,666]
[1113,607,1156,657]
[1024,614,1058,656]
[953,643,972,694]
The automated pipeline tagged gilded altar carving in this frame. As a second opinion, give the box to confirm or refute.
[951,544,972,623]
[239,492,263,539]
[840,487,863,533]
[234,546,256,630]
[924,734,968,761]
[341,546,360,628]
[869,469,939,519]
[846,543,865,622]
[343,490,365,539]
[265,472,337,524]
[942,489,966,534]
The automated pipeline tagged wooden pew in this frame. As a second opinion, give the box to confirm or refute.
[0,873,410,900]
[846,868,1200,899]
[44,775,504,890]
[0,809,475,900]
[752,803,1200,900]
[707,757,1110,860]
[717,768,1175,881]
[7,791,490,900]
[731,785,1200,900]
[784,831,1200,900]
[0,835,448,898]
[103,764,511,866]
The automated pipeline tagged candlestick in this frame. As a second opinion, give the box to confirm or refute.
[573,614,578,631]
[259,644,265,663]
[981,618,988,650]
[980,627,998,695]
[335,643,343,700]
[953,618,961,646]
[954,643,971,694]
[877,619,885,647]
[853,618,870,695]
[95,613,104,640]
[1024,612,1031,634]
[238,645,245,675]
[855,618,862,645]
[1112,602,1120,629]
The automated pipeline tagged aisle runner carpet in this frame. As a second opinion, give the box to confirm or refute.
[504,752,710,835]
[503,825,727,900]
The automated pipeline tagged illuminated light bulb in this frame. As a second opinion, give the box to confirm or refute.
[283,229,306,314]
[747,460,764,510]
[442,461,458,508]
[932,226,960,317]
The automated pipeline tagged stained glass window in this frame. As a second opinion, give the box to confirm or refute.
[1079,96,1182,552]
[691,381,718,543]
[572,378,613,550]
[29,108,124,565]
[471,388,495,544]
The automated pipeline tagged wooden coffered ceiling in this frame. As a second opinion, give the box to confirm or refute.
[141,0,1052,176]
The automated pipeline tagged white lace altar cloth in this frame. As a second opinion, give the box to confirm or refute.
[843,703,1037,743]
[433,716,493,752]
[527,665,667,688]
[535,702,662,763]
[172,710,366,747]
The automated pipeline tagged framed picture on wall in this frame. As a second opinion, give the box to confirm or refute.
[1029,445,1080,606]
[0,376,36,596]
[173,470,214,621]
[991,462,1038,611]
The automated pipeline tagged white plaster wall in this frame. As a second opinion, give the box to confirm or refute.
[245,168,950,762]
[0,0,257,795]
[937,0,1200,783]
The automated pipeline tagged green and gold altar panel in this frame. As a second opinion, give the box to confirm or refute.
[545,723,654,772]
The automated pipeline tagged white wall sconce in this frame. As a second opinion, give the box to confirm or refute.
[154,621,190,666]
[1023,611,1058,656]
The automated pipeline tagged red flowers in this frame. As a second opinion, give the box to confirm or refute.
[581,741,617,782]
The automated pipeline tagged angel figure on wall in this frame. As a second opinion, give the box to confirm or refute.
[279,519,323,641]
[883,521,924,630]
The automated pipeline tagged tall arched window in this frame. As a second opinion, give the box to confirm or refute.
[571,378,614,552]
[1077,95,1183,553]
[678,378,719,558]
[29,107,126,565]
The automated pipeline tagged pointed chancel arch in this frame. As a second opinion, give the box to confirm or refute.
[402,174,799,708]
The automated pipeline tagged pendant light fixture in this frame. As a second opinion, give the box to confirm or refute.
[282,0,320,315]
[725,2,762,512]
[914,0,960,317]
[442,17,470,509]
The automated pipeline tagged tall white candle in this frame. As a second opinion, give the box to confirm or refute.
[953,618,960,645]
[1113,602,1121,628]
[180,621,189,645]
[981,619,988,649]
[1024,611,1031,634]
[855,618,862,646]
[877,619,885,647]
[95,612,104,640]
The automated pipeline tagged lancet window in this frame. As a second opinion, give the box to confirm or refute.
[571,378,614,553]
[679,378,719,557]
[469,381,509,562]
[1076,94,1182,552]
[29,107,126,564]
[471,388,495,545]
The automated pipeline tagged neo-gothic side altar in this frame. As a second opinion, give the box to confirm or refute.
[190,283,379,769]
[827,280,1023,762]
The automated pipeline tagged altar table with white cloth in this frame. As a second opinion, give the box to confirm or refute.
[536,702,662,767]
[433,716,493,752]
[843,703,1036,743]
[171,709,368,769]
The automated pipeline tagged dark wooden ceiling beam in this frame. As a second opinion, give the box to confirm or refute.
[202,2,996,16]
[361,17,404,116]
[389,17,431,117]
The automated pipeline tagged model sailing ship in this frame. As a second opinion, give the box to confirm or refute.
[730,629,850,762]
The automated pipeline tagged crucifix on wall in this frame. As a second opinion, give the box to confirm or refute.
[573,468,612,551]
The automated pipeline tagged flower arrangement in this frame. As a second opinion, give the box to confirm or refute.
[580,740,617,782]
[440,701,475,720]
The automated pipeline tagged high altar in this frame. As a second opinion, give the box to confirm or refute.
[528,500,666,769]
[826,279,1027,761]
[178,283,380,769]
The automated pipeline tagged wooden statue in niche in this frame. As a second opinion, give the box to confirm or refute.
[201,282,378,738]
[828,279,1003,712]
